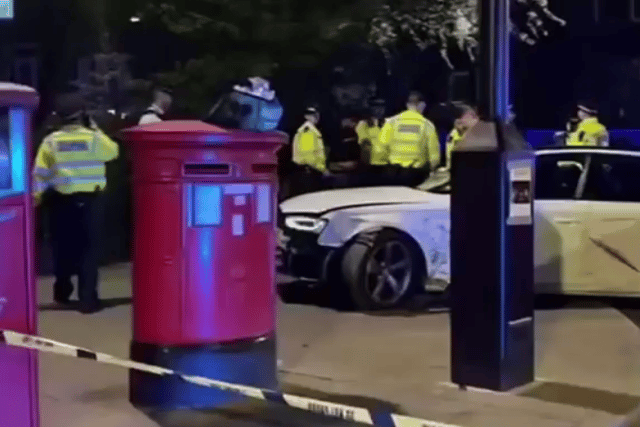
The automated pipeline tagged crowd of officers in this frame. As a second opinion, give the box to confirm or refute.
[289,91,478,196]
[290,96,611,197]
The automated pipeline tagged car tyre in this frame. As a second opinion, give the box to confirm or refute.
[342,229,423,311]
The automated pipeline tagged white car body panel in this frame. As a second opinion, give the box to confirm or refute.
[581,202,640,294]
[318,200,451,282]
[281,187,452,284]
[533,200,595,293]
[279,186,437,215]
[280,150,640,296]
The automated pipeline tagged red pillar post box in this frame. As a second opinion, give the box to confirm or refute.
[0,83,40,426]
[120,120,287,410]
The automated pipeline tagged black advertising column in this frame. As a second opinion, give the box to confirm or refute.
[449,0,535,391]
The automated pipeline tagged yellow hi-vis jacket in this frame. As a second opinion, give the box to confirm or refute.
[378,110,440,170]
[355,119,386,165]
[566,117,609,147]
[32,124,119,205]
[445,127,464,169]
[292,121,327,173]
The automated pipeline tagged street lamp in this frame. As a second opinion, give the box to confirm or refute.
[449,0,535,392]
[130,16,140,23]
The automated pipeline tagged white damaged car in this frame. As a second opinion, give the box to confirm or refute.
[278,147,640,310]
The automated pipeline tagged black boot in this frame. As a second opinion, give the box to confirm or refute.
[53,281,74,305]
[79,300,102,314]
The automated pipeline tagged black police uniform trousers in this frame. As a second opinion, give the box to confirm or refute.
[289,164,325,196]
[362,164,390,186]
[49,190,102,308]
[385,164,431,187]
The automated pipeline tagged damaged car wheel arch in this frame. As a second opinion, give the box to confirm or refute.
[341,228,428,310]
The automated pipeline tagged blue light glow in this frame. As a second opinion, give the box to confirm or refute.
[194,185,222,226]
[186,184,193,227]
[232,214,244,236]
[199,228,212,258]
[203,135,228,144]
[256,184,271,223]
[10,108,26,193]
[0,135,9,191]
[500,163,506,361]
[196,227,215,338]
[0,209,16,222]
[223,184,253,195]
[495,0,511,121]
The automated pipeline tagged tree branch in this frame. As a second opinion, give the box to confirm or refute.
[368,0,565,68]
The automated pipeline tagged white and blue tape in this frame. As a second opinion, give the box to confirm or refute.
[0,329,460,427]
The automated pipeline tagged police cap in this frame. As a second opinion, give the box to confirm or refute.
[304,106,319,116]
[577,101,598,115]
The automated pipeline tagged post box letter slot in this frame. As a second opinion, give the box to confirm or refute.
[184,163,230,176]
[251,163,277,174]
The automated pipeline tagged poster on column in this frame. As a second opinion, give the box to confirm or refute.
[0,1,12,19]
[507,160,532,226]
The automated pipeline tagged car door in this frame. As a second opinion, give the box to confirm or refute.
[534,152,596,293]
[579,153,640,295]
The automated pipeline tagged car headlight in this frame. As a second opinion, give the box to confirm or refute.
[284,216,328,234]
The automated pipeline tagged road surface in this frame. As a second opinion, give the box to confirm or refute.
[35,263,638,427]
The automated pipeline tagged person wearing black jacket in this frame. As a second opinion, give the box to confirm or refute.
[333,117,361,163]
[327,117,363,188]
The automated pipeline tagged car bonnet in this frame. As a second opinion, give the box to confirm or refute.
[279,186,439,215]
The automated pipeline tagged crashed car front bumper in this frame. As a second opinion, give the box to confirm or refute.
[277,227,338,284]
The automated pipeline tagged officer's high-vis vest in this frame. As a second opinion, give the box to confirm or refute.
[355,119,386,165]
[292,121,327,173]
[446,128,463,169]
[566,117,609,147]
[379,110,440,169]
[32,125,119,203]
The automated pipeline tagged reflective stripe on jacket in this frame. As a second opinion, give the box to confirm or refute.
[566,118,609,147]
[32,125,119,202]
[355,119,386,165]
[378,110,440,169]
[292,122,327,173]
[446,128,463,169]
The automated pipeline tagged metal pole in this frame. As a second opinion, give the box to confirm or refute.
[478,0,511,123]
[450,0,534,392]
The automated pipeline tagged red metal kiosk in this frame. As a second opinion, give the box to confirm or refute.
[121,120,287,409]
[0,83,40,426]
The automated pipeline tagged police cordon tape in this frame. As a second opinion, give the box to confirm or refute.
[0,329,461,427]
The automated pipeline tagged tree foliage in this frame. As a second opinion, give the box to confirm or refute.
[368,0,566,68]
[135,0,379,114]
[128,0,567,116]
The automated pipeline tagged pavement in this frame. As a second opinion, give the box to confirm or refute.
[36,262,640,427]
